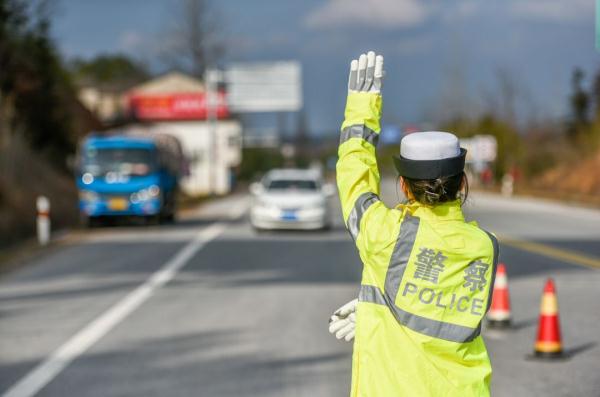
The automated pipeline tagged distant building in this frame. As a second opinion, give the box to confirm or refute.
[78,85,126,123]
[124,72,242,197]
[77,71,242,196]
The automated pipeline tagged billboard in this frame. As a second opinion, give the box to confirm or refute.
[128,92,229,120]
[224,61,302,112]
[460,135,498,163]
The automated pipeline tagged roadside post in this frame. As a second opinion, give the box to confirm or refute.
[501,173,514,197]
[36,195,50,245]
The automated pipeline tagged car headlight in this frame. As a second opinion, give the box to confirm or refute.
[79,190,99,202]
[131,185,160,203]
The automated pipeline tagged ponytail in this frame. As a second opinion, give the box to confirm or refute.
[404,172,468,206]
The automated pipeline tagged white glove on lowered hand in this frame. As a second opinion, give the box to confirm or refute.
[328,299,358,342]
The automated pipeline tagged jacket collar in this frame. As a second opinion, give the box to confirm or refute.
[397,199,465,222]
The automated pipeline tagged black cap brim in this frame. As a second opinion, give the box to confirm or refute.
[393,148,467,179]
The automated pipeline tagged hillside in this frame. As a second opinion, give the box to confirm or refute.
[534,150,600,197]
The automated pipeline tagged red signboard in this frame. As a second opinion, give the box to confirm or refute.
[128,92,229,120]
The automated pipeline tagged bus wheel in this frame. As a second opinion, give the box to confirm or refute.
[145,215,160,226]
[80,214,100,228]
[164,208,176,223]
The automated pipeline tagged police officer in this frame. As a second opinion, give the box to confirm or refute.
[330,51,498,396]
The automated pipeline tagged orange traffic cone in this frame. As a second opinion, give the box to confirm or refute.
[487,263,511,328]
[534,278,563,358]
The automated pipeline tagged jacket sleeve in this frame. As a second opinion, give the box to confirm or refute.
[336,92,399,256]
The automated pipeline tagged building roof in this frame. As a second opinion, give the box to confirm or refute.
[127,71,205,95]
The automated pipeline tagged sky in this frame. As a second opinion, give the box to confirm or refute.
[51,0,600,135]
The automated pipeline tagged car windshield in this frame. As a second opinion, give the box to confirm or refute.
[267,179,318,191]
[81,147,156,177]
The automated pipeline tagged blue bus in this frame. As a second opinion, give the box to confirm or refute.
[76,133,184,225]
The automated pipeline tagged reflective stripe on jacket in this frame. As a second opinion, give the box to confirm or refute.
[337,92,498,397]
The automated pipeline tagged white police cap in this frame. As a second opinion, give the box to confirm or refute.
[393,131,467,179]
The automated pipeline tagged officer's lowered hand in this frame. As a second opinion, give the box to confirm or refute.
[328,299,357,342]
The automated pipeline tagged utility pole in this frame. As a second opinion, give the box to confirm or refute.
[205,69,221,195]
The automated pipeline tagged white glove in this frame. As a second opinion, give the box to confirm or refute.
[328,299,358,342]
[348,51,384,93]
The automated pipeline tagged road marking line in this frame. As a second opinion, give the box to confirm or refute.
[498,236,600,270]
[1,221,229,397]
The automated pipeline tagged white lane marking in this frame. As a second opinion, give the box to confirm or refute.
[2,218,234,397]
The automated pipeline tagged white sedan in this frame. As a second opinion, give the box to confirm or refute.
[249,169,335,231]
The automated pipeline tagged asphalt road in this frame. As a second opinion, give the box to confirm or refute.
[1,183,600,397]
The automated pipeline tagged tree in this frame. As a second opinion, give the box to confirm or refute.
[70,54,149,88]
[0,0,104,247]
[160,0,223,77]
[295,109,310,162]
[0,0,78,166]
[495,68,518,127]
[592,68,600,115]
[569,68,589,133]
[442,114,522,180]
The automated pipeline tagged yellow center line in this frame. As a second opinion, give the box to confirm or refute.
[497,235,600,270]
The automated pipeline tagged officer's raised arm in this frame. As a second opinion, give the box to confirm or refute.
[336,52,397,252]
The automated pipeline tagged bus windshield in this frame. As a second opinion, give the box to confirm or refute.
[81,147,156,177]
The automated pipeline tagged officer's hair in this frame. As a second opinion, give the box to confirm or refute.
[403,172,469,206]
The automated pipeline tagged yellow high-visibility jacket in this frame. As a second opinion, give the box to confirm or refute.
[337,92,498,397]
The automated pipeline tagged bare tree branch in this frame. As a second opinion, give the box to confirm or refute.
[159,0,224,77]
